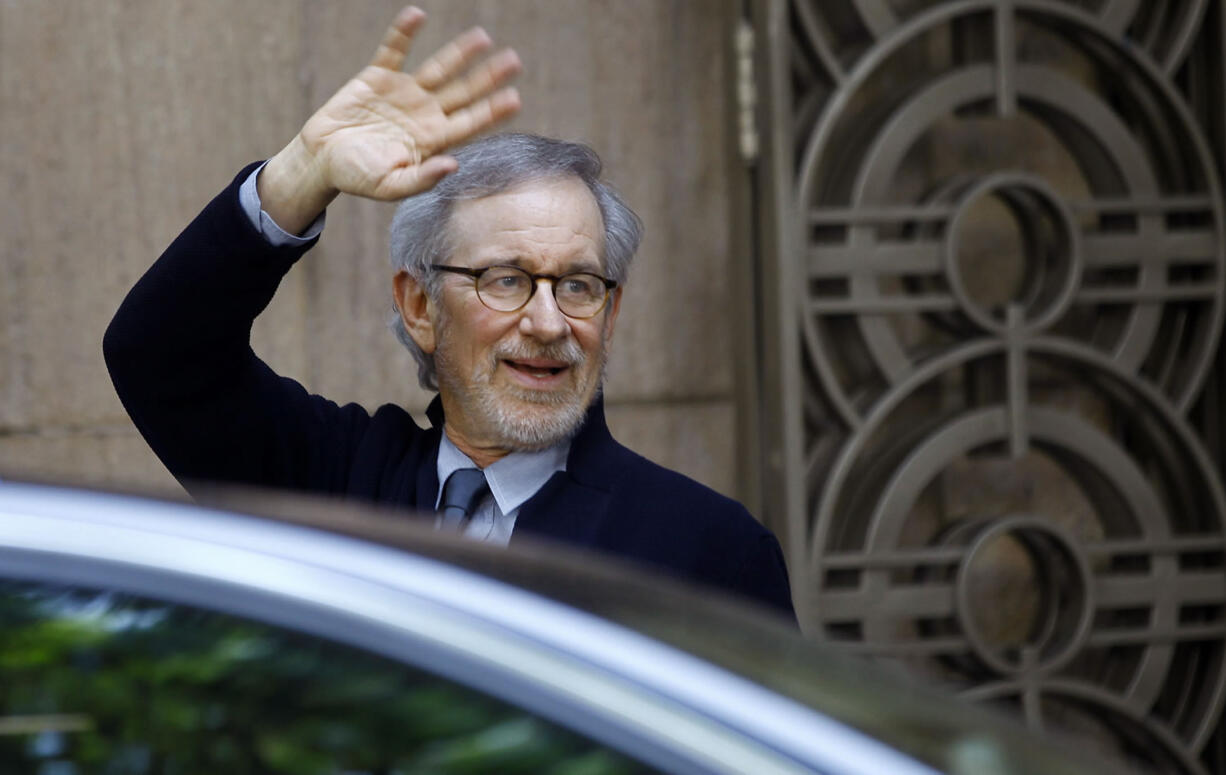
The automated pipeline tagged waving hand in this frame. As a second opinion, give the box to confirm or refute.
[259,6,521,234]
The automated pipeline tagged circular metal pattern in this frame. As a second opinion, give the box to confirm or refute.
[807,344,1226,773]
[943,174,1083,335]
[953,515,1095,676]
[796,2,1225,425]
[786,1,1226,772]
[794,1,1209,77]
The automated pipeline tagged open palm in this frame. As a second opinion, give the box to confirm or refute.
[300,8,521,202]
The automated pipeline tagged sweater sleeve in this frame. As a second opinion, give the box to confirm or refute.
[733,533,798,624]
[103,164,370,495]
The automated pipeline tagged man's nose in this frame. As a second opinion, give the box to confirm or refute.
[518,280,569,341]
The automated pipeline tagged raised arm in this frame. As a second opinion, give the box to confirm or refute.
[259,6,522,234]
[105,8,520,494]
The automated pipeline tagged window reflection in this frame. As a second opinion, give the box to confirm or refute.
[0,582,650,774]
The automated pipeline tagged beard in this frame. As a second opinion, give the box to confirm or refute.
[434,329,609,451]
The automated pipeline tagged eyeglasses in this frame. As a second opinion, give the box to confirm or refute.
[431,264,618,319]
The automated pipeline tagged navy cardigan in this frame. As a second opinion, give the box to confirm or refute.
[104,165,796,618]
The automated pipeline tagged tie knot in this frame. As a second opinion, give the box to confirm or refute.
[439,468,489,529]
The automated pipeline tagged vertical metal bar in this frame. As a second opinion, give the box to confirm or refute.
[753,0,812,628]
[1020,647,1045,731]
[1195,0,1226,496]
[1006,304,1029,459]
[728,0,765,519]
[995,0,1017,117]
[1218,0,1226,494]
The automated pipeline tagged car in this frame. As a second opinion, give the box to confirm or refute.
[0,478,1119,774]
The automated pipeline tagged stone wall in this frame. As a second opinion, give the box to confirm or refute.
[0,1,743,499]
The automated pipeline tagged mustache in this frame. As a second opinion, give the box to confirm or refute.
[492,338,585,367]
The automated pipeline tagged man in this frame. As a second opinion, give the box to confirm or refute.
[104,7,794,617]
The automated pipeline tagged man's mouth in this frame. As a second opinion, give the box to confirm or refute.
[504,359,569,379]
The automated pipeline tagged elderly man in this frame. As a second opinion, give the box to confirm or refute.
[104,8,793,617]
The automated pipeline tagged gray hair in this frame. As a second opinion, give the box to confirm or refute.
[388,133,643,391]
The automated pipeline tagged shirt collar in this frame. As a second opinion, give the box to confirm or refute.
[435,432,569,515]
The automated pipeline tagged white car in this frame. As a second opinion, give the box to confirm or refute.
[0,480,1117,774]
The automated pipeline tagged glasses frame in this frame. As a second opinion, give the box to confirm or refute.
[430,264,619,319]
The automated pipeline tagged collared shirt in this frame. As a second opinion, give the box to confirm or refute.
[238,163,326,246]
[238,167,571,546]
[435,432,569,546]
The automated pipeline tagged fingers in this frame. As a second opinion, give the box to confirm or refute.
[438,87,521,148]
[371,15,520,117]
[433,48,521,114]
[410,26,493,90]
[379,155,459,200]
[355,11,521,195]
[370,6,427,70]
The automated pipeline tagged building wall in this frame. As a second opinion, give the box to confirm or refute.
[0,1,743,499]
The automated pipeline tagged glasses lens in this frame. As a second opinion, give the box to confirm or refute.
[554,273,607,317]
[476,266,532,311]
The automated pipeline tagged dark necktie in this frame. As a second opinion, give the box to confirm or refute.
[439,468,489,531]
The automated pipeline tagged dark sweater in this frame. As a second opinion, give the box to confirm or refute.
[104,164,796,618]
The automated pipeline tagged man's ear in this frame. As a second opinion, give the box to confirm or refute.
[392,270,437,354]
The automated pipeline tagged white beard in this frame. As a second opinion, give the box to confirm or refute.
[435,328,609,451]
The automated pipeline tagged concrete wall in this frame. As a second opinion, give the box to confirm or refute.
[0,1,743,499]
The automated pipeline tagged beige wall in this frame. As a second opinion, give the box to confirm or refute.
[0,2,743,500]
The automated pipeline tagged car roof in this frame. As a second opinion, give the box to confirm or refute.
[0,479,1115,774]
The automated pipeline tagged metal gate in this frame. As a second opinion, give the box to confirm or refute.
[744,1,1226,771]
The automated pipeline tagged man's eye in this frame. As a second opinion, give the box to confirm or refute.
[562,277,597,296]
[482,270,529,292]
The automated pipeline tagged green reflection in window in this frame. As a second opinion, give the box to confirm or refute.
[0,582,651,774]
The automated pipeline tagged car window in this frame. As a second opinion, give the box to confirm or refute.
[178,488,1106,775]
[0,580,655,775]
[399,537,1108,775]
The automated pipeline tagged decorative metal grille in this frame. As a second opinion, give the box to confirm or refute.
[773,1,1226,770]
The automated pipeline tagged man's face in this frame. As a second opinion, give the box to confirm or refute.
[423,177,621,454]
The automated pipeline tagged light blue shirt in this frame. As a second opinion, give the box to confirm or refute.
[238,163,326,246]
[435,433,568,547]
[239,165,571,546]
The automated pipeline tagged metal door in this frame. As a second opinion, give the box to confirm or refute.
[744,1,1226,771]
